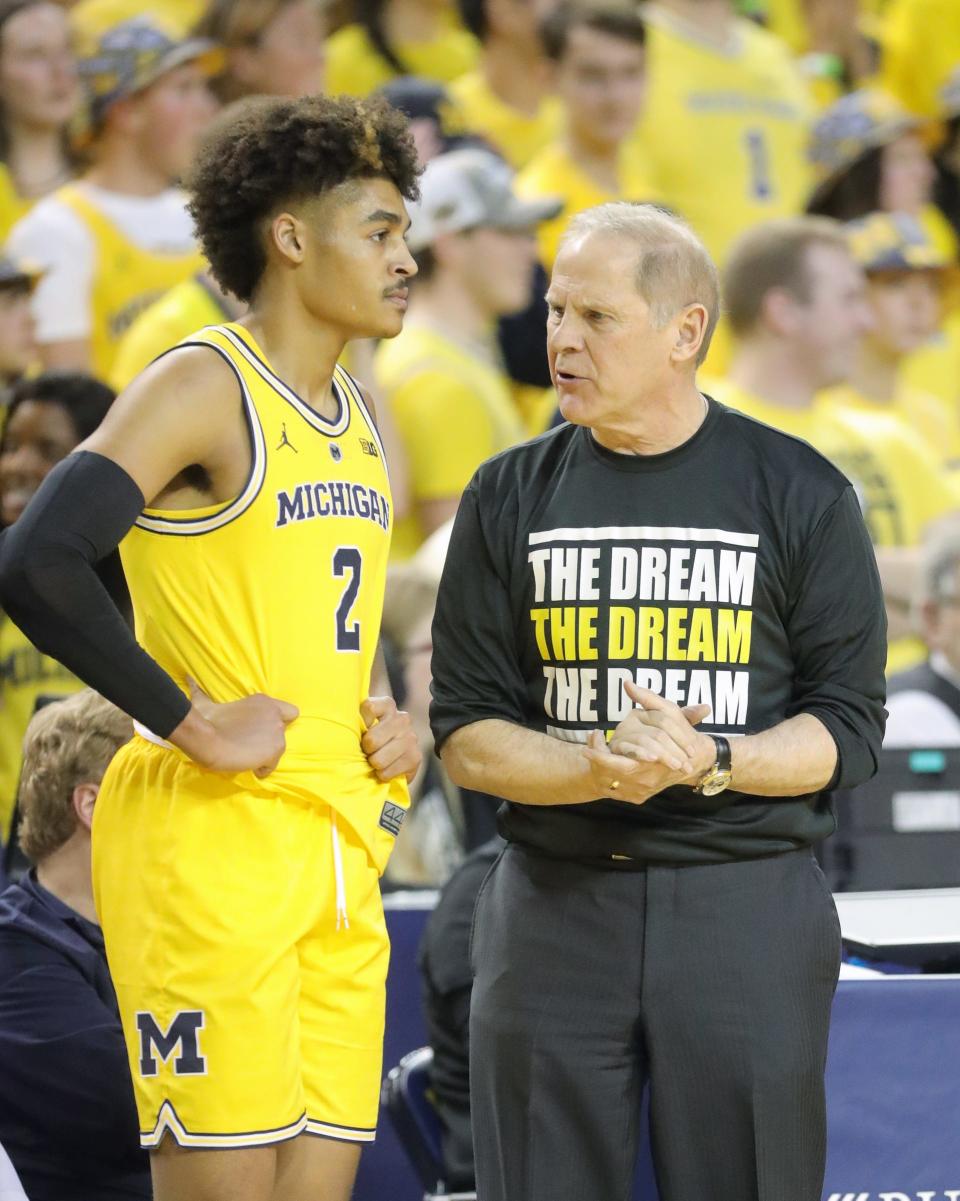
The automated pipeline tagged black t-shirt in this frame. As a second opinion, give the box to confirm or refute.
[430,399,887,865]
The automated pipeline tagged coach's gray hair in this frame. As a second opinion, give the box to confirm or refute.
[561,202,721,365]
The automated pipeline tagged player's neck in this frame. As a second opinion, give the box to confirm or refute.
[482,37,551,115]
[85,140,172,198]
[243,293,344,418]
[409,272,497,351]
[850,339,898,404]
[36,837,99,926]
[728,339,818,412]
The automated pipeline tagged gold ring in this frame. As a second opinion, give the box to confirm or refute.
[608,779,620,790]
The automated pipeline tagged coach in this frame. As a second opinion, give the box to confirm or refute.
[429,203,887,1201]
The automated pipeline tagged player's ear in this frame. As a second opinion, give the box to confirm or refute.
[271,212,306,266]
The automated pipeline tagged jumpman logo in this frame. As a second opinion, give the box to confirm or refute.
[277,423,298,453]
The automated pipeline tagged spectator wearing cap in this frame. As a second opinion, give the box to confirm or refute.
[194,0,326,103]
[515,2,657,271]
[6,9,220,381]
[325,0,478,99]
[708,214,960,675]
[0,0,79,242]
[0,372,117,848]
[0,690,151,1201]
[374,146,559,559]
[818,211,960,468]
[448,0,562,171]
[0,256,41,399]
[806,88,956,261]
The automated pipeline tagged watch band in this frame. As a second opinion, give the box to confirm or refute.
[711,734,732,774]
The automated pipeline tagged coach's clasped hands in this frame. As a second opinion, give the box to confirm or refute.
[361,696,422,784]
[582,682,715,804]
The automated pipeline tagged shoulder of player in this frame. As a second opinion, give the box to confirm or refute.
[110,342,245,435]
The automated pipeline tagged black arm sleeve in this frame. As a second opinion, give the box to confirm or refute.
[0,450,191,737]
[785,485,887,789]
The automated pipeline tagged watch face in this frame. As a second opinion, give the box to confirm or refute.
[700,771,732,797]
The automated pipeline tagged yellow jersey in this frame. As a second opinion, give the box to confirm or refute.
[880,0,960,117]
[515,140,661,270]
[447,71,563,170]
[325,21,478,97]
[55,184,203,382]
[0,618,82,840]
[113,322,407,871]
[110,274,229,391]
[818,381,960,472]
[710,377,960,673]
[0,165,34,244]
[634,5,813,265]
[373,324,525,559]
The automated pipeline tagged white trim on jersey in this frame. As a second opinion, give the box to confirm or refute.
[218,325,352,437]
[134,340,267,536]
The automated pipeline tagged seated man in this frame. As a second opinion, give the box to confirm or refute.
[0,690,151,1201]
[886,528,960,746]
[418,836,503,1193]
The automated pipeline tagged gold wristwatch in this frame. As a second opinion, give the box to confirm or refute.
[694,735,733,797]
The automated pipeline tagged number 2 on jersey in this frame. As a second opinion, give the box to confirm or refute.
[333,546,362,652]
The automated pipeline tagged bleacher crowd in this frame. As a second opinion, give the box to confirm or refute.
[1,0,960,1194]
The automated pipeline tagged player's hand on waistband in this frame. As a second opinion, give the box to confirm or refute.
[360,696,422,784]
[169,679,300,778]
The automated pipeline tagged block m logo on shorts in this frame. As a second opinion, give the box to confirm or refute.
[136,1010,207,1077]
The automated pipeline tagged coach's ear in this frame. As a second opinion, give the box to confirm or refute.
[271,212,306,266]
[71,781,99,833]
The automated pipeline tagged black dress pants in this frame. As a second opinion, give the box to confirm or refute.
[469,844,842,1201]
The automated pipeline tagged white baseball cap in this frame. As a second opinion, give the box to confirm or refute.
[406,147,562,253]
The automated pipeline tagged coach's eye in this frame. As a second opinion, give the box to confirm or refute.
[586,310,607,322]
[548,304,563,319]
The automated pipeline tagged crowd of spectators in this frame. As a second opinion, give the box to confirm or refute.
[0,0,959,1192]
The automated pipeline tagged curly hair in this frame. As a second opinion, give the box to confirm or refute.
[187,94,421,302]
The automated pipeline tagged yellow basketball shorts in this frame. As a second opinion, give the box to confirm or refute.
[92,737,389,1150]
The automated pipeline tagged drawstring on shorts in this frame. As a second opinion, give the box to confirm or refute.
[331,812,350,931]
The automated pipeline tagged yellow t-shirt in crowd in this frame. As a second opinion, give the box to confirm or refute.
[634,4,813,265]
[0,618,82,842]
[880,0,960,117]
[709,377,960,673]
[447,71,563,170]
[0,165,34,244]
[325,21,478,97]
[374,324,525,559]
[818,381,960,472]
[515,140,661,270]
[53,184,204,382]
[900,307,960,412]
[110,273,230,391]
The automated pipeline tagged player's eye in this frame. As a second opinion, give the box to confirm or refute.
[371,229,389,242]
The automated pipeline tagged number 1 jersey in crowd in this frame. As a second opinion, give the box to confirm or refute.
[114,322,408,871]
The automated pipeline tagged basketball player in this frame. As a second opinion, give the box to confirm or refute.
[0,95,422,1201]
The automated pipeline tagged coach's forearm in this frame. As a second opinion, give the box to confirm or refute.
[441,720,604,806]
[701,714,838,797]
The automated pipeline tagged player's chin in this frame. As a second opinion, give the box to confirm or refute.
[374,307,407,339]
